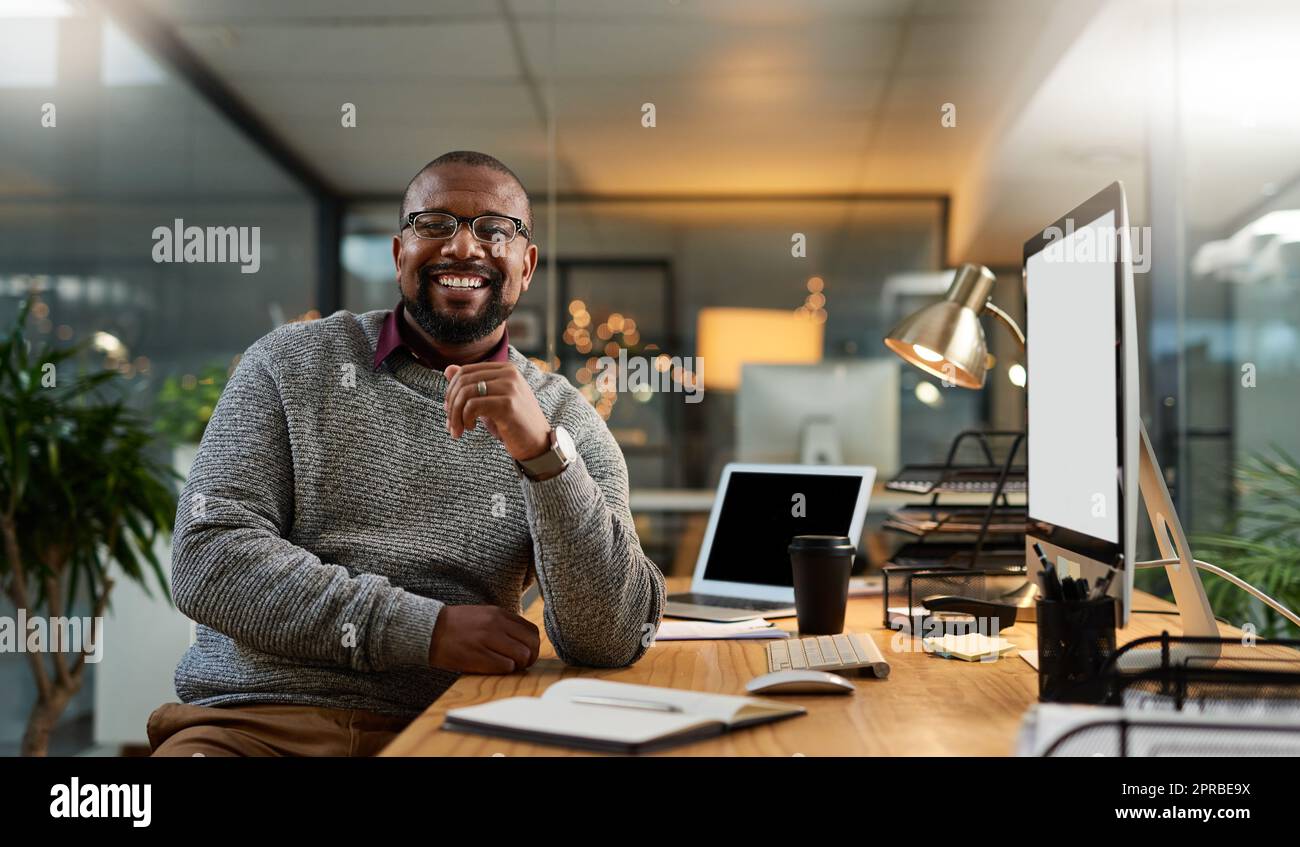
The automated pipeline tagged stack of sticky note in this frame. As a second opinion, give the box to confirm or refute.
[922,632,1017,662]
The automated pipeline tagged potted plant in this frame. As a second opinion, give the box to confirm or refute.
[152,361,230,451]
[1192,447,1300,638]
[0,301,178,756]
[150,361,232,501]
[83,357,232,750]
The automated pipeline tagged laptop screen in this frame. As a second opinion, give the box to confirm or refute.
[701,470,866,587]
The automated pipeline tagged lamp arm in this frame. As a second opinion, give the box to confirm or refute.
[982,300,1026,351]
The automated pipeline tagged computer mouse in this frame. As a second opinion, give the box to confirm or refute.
[745,669,856,696]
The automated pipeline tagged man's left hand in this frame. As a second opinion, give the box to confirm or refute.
[443,362,552,462]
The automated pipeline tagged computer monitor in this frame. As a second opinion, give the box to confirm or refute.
[736,361,900,476]
[1023,181,1217,638]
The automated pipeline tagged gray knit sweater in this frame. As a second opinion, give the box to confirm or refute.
[170,309,666,717]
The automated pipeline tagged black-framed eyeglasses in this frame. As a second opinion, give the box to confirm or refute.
[402,210,531,244]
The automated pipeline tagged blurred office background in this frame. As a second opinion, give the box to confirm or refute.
[2,0,1298,753]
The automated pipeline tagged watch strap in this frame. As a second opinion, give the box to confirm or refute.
[518,427,569,479]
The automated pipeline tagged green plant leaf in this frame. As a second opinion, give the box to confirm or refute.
[1,300,177,620]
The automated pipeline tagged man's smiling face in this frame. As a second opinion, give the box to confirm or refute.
[392,162,537,345]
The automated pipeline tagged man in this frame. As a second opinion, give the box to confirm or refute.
[148,151,666,757]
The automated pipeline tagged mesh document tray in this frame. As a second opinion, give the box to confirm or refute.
[882,563,1028,631]
[882,431,1028,570]
[885,430,1025,496]
[1039,713,1300,757]
[886,540,1024,569]
[885,465,1027,495]
[883,504,1030,537]
[1099,634,1300,718]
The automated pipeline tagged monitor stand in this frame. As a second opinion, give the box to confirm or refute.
[1122,420,1222,668]
[799,417,842,465]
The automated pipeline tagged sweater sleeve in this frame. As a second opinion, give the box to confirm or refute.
[518,406,666,668]
[170,344,441,673]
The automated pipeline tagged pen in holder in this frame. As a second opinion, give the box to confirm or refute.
[1036,596,1116,704]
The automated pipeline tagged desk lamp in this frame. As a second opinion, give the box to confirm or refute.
[883,263,1024,384]
[883,263,1030,614]
[885,263,1300,636]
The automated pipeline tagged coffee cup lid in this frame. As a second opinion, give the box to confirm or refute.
[788,534,855,553]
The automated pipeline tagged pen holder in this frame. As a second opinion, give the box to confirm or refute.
[1036,596,1116,704]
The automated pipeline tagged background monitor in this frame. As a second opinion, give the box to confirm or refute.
[736,360,900,476]
[1023,181,1140,626]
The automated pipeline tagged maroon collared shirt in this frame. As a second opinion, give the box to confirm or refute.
[374,301,509,371]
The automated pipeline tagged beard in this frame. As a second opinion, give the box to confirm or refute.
[403,266,515,345]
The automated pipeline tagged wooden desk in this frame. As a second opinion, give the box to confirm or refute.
[628,484,1026,515]
[381,577,1226,757]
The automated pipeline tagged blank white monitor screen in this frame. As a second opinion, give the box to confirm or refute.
[1026,209,1119,544]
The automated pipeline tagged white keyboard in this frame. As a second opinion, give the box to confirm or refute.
[766,633,891,679]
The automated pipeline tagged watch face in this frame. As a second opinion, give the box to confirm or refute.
[554,425,576,460]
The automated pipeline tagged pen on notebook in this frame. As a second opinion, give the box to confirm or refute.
[570,696,683,713]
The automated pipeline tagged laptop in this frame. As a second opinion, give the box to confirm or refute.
[665,463,876,622]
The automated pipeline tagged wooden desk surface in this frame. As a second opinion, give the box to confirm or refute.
[381,577,1226,757]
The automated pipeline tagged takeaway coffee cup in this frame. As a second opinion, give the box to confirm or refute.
[788,535,856,635]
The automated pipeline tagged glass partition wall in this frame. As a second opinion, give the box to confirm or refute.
[0,5,321,753]
[1135,0,1300,634]
[342,196,995,490]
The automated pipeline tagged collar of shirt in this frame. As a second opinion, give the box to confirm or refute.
[373,301,510,371]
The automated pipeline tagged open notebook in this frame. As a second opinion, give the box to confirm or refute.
[443,679,806,753]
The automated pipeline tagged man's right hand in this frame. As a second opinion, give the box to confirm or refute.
[427,605,541,673]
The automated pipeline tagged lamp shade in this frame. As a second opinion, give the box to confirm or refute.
[882,263,995,389]
[697,307,823,391]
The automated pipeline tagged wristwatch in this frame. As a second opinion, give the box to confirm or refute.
[517,425,576,480]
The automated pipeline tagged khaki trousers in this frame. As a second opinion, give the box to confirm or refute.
[147,702,412,757]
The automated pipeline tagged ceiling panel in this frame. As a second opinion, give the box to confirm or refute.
[174,20,522,82]
[510,0,916,24]
[514,19,905,80]
[140,0,501,22]
[128,0,1073,255]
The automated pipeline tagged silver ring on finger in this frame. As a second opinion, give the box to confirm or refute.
[476,380,488,397]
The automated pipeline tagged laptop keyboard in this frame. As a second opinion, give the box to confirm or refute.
[668,593,792,611]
